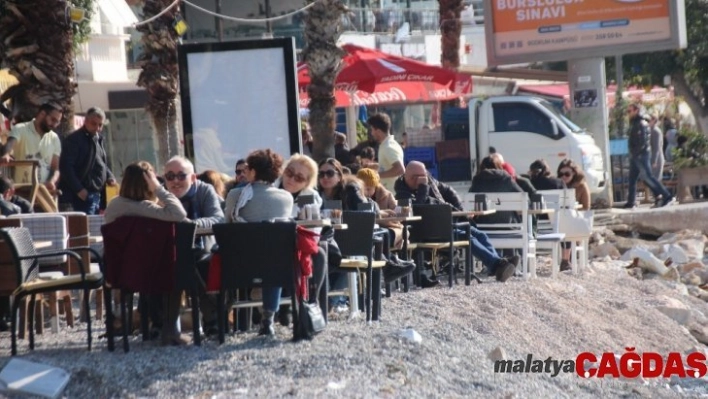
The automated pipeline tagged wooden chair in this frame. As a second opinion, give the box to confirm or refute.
[0,160,57,212]
[213,222,301,343]
[1,227,103,356]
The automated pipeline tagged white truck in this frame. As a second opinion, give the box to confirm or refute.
[444,96,607,194]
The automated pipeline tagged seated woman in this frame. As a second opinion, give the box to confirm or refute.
[528,159,563,190]
[557,158,591,271]
[224,149,292,336]
[469,156,524,227]
[197,170,227,208]
[275,153,327,320]
[356,168,404,250]
[318,158,413,284]
[103,161,188,345]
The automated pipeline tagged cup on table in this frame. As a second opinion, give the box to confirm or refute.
[322,209,332,220]
[401,206,412,217]
[330,208,342,224]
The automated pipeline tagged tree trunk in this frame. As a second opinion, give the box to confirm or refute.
[672,73,708,135]
[0,1,78,134]
[137,0,183,171]
[303,0,347,162]
[438,0,462,110]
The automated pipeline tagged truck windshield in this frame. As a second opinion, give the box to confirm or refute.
[539,101,586,134]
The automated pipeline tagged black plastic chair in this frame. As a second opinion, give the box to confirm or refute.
[174,222,200,345]
[213,222,300,343]
[334,211,386,322]
[1,227,104,356]
[409,204,477,287]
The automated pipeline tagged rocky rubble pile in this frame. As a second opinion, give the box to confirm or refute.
[588,224,708,346]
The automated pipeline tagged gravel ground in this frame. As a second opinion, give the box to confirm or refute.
[1,257,707,398]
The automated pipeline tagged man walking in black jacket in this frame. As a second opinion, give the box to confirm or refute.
[59,107,116,214]
[625,104,674,208]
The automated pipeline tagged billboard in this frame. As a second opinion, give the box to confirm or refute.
[485,0,686,65]
[178,38,301,175]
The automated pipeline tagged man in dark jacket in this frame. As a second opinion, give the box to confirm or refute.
[625,104,674,208]
[59,107,116,214]
[163,156,225,337]
[394,161,517,282]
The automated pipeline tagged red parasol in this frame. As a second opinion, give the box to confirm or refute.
[298,44,460,93]
[297,44,471,107]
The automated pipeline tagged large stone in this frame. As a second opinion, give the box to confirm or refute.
[681,272,704,286]
[616,204,708,237]
[590,242,621,259]
[688,325,708,346]
[662,266,681,282]
[658,244,690,264]
[679,261,706,275]
[488,346,507,362]
[657,230,707,261]
[653,296,692,325]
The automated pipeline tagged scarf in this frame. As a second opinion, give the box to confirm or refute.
[231,183,254,223]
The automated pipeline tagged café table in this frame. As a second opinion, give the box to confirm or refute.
[451,209,497,217]
[196,220,348,236]
[375,215,422,293]
[528,208,555,215]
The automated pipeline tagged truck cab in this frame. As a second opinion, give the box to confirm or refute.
[466,96,606,193]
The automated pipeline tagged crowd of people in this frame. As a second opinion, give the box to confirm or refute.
[0,103,683,339]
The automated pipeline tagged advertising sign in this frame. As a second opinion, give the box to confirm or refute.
[485,0,686,65]
[178,38,301,175]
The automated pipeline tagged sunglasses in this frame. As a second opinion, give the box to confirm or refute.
[559,171,573,178]
[235,169,246,176]
[164,172,188,182]
[318,170,337,179]
[284,168,307,183]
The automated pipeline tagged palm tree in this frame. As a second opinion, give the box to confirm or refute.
[438,0,462,109]
[136,0,182,170]
[0,0,86,134]
[303,0,347,162]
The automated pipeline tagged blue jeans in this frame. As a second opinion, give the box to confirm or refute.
[627,152,671,205]
[262,287,282,313]
[71,191,101,215]
[469,226,502,273]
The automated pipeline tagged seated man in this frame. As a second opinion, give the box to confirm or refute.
[163,156,225,336]
[394,161,517,282]
[0,176,31,215]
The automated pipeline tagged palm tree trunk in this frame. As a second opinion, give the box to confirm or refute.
[0,0,78,133]
[137,0,182,171]
[303,0,347,162]
[438,0,462,109]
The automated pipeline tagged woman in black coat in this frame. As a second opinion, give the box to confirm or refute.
[469,156,524,225]
[528,159,564,191]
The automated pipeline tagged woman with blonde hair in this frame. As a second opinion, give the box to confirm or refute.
[356,168,404,249]
[276,153,322,216]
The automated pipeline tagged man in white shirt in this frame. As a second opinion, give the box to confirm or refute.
[368,112,404,192]
[0,103,62,193]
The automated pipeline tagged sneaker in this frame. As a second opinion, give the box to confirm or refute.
[420,275,440,288]
[383,262,415,284]
[494,259,516,282]
[661,197,678,207]
[622,203,637,209]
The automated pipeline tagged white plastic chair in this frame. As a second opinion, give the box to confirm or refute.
[467,192,537,278]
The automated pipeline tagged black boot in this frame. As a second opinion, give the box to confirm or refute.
[258,310,275,336]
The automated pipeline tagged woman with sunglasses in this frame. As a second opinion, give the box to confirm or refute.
[274,154,327,324]
[224,149,293,336]
[104,161,188,345]
[317,158,373,211]
[557,158,591,271]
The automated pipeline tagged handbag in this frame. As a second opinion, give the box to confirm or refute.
[206,252,222,292]
[557,184,593,238]
[295,299,326,341]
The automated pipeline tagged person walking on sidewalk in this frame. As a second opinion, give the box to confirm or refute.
[624,103,674,208]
